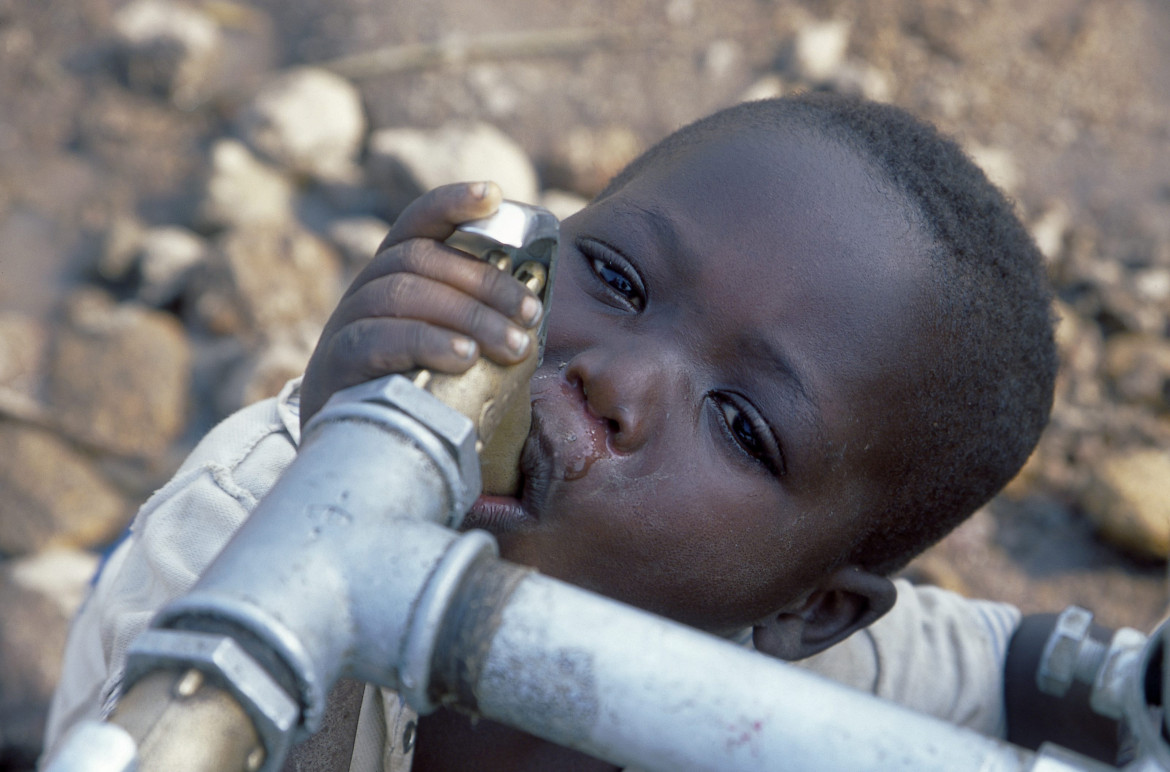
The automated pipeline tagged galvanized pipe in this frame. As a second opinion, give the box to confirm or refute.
[429,557,1043,772]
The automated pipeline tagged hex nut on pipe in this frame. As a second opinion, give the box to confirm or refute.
[123,629,299,772]
[308,374,482,525]
[1089,627,1147,720]
[1037,606,1094,697]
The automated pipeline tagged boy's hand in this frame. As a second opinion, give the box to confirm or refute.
[300,181,544,429]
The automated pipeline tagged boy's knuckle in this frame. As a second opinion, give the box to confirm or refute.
[406,321,433,359]
[464,301,491,334]
[331,322,366,363]
[381,273,415,315]
[479,266,523,310]
[397,239,428,272]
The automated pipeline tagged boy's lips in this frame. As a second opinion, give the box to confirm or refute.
[459,373,611,534]
[459,411,555,534]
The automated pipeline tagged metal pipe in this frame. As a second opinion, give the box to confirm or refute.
[429,557,1042,772]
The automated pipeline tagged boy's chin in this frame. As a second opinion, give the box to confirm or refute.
[460,492,537,534]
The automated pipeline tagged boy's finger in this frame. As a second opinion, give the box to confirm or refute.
[326,317,479,383]
[376,181,503,252]
[333,273,534,364]
[346,238,542,326]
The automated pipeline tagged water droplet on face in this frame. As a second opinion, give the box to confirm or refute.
[561,421,605,481]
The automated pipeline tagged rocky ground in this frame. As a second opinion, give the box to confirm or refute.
[2,0,1169,768]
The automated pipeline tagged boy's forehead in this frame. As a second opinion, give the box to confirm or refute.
[602,125,926,294]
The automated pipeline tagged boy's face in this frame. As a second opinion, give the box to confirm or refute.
[464,126,937,637]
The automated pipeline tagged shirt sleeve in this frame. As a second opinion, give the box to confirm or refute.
[795,578,1022,737]
[42,380,303,754]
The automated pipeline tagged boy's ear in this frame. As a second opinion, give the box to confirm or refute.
[752,566,896,661]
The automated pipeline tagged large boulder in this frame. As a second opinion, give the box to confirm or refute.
[197,138,296,231]
[1082,448,1170,560]
[111,0,223,108]
[236,67,367,183]
[368,122,539,214]
[0,311,47,399]
[45,290,192,459]
[543,125,642,199]
[0,422,127,555]
[326,215,391,270]
[1104,333,1170,412]
[189,224,342,338]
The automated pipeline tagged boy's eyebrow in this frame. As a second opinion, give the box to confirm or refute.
[743,333,813,406]
[741,332,823,445]
[613,200,689,268]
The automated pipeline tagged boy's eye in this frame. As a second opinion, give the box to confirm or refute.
[577,238,645,310]
[594,261,636,297]
[713,393,786,477]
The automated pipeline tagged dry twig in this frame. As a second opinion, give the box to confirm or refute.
[319,27,634,81]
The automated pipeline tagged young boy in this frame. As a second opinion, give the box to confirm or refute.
[46,93,1073,770]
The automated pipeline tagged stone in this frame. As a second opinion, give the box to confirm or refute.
[544,125,642,199]
[0,311,46,397]
[830,63,894,102]
[0,422,127,555]
[45,289,192,458]
[1052,299,1105,408]
[966,144,1022,195]
[1030,200,1072,263]
[137,225,209,306]
[0,549,100,764]
[1082,449,1170,560]
[216,333,316,416]
[1103,333,1170,411]
[368,122,539,213]
[326,215,391,269]
[236,67,366,183]
[197,138,296,231]
[703,39,742,82]
[792,19,850,82]
[190,224,341,338]
[1134,267,1170,305]
[96,214,147,283]
[538,189,588,222]
[111,0,223,108]
[739,75,787,103]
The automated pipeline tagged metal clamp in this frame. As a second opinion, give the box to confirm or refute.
[397,529,499,713]
[306,374,482,528]
[1037,606,1106,697]
[123,629,299,772]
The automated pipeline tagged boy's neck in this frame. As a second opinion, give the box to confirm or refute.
[414,709,621,772]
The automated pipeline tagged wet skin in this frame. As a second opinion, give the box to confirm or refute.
[465,127,939,636]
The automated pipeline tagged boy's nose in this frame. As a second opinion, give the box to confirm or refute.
[564,347,677,453]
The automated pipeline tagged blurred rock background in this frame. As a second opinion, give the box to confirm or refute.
[1,0,1168,767]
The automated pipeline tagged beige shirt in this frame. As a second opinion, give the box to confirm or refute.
[44,380,1020,770]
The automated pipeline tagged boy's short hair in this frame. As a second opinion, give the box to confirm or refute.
[603,92,1058,575]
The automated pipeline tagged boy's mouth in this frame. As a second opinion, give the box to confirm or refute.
[460,418,548,535]
[459,370,609,534]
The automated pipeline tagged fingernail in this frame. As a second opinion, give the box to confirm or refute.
[452,337,475,359]
[520,295,543,327]
[469,182,489,199]
[506,327,530,356]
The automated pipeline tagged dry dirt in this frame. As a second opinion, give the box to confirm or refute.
[2,0,1170,765]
